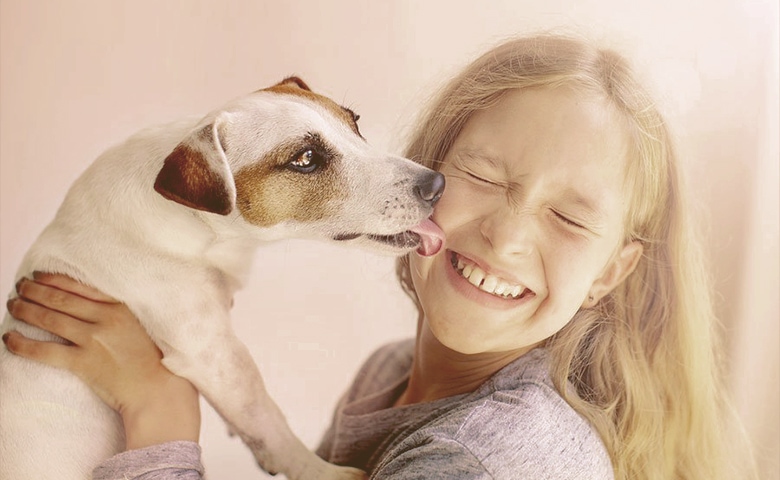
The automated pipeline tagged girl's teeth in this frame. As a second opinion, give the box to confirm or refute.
[453,253,527,299]
[463,264,473,277]
[481,275,498,293]
[468,269,485,287]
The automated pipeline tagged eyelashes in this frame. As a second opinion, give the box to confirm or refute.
[552,210,585,229]
[465,171,499,186]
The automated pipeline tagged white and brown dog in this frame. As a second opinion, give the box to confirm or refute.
[0,77,445,479]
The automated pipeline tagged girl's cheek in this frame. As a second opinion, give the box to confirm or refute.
[409,254,436,295]
[433,188,474,230]
[437,178,492,217]
[431,182,467,225]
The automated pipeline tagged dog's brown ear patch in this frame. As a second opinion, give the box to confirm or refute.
[279,76,311,91]
[257,77,311,94]
[154,144,233,215]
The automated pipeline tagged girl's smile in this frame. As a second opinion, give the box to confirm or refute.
[444,249,536,310]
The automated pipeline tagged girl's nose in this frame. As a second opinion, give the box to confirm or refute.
[479,206,535,257]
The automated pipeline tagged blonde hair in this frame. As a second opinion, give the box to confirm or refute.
[396,33,754,479]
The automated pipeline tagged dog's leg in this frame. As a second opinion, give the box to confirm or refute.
[156,326,365,480]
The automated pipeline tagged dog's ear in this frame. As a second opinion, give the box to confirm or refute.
[154,117,236,215]
[276,76,311,91]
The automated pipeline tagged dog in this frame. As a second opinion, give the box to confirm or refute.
[0,77,445,479]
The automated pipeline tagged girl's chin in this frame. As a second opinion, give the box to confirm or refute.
[422,320,490,355]
[423,318,542,357]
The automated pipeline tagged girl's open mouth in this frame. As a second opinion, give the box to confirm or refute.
[449,251,534,301]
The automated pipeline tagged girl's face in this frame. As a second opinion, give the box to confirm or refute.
[410,87,643,355]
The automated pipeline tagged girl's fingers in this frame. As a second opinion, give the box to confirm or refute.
[6,297,88,345]
[32,272,118,303]
[15,276,118,325]
[2,330,78,372]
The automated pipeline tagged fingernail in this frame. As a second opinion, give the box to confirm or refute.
[6,298,16,312]
[32,271,44,280]
[2,332,10,344]
[15,278,24,293]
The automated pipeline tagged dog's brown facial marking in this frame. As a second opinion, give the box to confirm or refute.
[262,78,363,139]
[233,134,347,227]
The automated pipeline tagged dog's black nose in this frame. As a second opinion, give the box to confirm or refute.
[415,171,446,206]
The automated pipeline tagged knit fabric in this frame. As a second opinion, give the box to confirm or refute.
[316,339,614,479]
[93,441,203,480]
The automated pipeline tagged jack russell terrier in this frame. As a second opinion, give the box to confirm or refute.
[0,77,445,479]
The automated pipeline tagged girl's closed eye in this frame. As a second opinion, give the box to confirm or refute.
[446,166,502,189]
[552,209,585,229]
[466,171,498,185]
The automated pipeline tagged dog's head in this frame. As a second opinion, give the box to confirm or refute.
[153,77,444,256]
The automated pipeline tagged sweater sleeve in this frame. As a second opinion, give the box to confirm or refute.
[92,441,204,480]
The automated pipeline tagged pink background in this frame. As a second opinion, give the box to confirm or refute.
[1,1,777,478]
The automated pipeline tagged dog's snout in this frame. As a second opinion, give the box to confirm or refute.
[415,171,446,206]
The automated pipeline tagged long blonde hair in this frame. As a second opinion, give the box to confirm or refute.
[396,33,754,479]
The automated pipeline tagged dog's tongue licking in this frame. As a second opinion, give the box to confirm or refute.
[410,218,445,257]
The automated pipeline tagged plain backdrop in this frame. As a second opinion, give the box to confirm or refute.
[1,1,778,478]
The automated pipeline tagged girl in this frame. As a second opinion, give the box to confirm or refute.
[4,33,752,479]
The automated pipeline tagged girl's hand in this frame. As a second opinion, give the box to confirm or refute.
[3,272,200,450]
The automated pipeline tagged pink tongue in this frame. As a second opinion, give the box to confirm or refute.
[410,218,445,257]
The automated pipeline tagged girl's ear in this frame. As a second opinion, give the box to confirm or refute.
[585,240,643,307]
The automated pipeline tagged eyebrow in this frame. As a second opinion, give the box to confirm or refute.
[455,148,505,171]
[559,188,606,223]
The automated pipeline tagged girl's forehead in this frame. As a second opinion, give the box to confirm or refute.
[453,88,630,171]
[468,87,623,137]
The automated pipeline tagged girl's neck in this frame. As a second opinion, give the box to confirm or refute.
[394,322,534,407]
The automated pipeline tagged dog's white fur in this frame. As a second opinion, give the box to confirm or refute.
[0,78,442,479]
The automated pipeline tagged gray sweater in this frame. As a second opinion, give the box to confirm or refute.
[316,339,614,479]
[93,340,613,479]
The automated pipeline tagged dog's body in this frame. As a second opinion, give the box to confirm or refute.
[0,78,444,479]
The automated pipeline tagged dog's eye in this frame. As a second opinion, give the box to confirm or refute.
[288,149,324,173]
